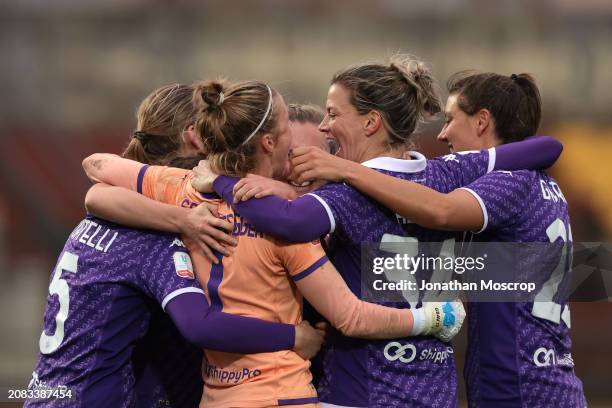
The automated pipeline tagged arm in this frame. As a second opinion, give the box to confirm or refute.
[493,135,562,171]
[342,164,483,231]
[294,261,464,341]
[85,183,188,232]
[85,183,236,260]
[82,153,144,190]
[166,292,323,359]
[287,136,562,232]
[289,136,563,185]
[212,176,331,242]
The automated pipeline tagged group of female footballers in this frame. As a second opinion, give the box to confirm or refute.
[30,53,585,407]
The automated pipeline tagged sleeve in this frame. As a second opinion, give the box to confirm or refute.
[458,170,532,233]
[212,175,332,243]
[141,165,205,207]
[277,240,329,282]
[165,292,295,353]
[428,150,492,192]
[135,237,205,309]
[307,182,374,243]
[294,260,413,339]
[430,135,563,192]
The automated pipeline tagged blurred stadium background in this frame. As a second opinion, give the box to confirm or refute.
[0,0,610,406]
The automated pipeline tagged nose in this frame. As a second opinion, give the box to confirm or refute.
[319,115,330,133]
[437,126,448,142]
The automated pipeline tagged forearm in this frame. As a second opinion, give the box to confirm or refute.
[167,293,295,353]
[82,153,143,190]
[343,163,461,230]
[213,176,330,242]
[297,263,413,339]
[85,183,187,233]
[494,135,562,171]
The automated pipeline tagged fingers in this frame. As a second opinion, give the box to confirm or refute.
[233,178,248,195]
[201,222,237,246]
[234,185,256,202]
[205,217,234,234]
[294,170,318,184]
[200,234,231,257]
[314,322,328,330]
[205,202,220,217]
[240,186,262,202]
[197,240,219,264]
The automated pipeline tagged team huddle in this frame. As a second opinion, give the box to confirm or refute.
[26,54,586,407]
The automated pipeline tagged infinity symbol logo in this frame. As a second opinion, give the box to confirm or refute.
[383,341,417,363]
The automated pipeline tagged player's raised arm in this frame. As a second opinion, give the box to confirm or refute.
[286,135,562,232]
[207,175,332,242]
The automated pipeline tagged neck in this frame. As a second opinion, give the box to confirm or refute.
[481,130,503,149]
[359,143,407,163]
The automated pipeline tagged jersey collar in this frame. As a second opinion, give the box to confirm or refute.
[361,151,427,173]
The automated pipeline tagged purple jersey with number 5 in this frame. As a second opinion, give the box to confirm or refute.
[460,170,586,408]
[309,150,495,408]
[25,216,204,408]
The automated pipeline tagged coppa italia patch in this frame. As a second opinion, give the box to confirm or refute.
[173,252,195,279]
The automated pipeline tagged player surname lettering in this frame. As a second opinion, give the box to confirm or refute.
[70,219,119,253]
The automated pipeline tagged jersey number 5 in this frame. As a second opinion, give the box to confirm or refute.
[39,251,79,354]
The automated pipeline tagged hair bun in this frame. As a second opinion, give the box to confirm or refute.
[196,81,226,112]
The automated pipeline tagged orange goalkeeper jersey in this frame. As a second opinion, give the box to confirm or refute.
[139,165,322,408]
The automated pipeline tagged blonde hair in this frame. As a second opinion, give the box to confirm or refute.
[193,79,279,177]
[122,83,198,165]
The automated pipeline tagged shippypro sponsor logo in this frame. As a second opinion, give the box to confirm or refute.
[383,341,453,364]
[204,363,262,384]
[533,347,575,368]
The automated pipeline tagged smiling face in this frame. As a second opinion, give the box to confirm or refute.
[318,84,368,162]
[437,93,481,152]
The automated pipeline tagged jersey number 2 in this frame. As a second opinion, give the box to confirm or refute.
[531,218,572,327]
[39,251,78,354]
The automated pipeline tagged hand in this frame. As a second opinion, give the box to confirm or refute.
[233,174,297,202]
[191,160,218,193]
[293,321,326,360]
[421,301,466,342]
[178,203,238,264]
[290,146,352,184]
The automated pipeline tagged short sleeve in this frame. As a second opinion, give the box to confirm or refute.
[459,170,532,233]
[141,166,206,208]
[427,149,494,192]
[135,235,204,310]
[276,240,328,282]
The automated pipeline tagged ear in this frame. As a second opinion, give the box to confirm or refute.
[364,110,382,137]
[259,133,275,154]
[183,126,204,151]
[475,108,491,137]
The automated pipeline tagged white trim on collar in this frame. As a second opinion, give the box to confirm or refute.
[361,151,427,173]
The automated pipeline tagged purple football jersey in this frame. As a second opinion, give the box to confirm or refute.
[132,308,203,408]
[309,150,494,407]
[25,216,204,408]
[460,170,586,408]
